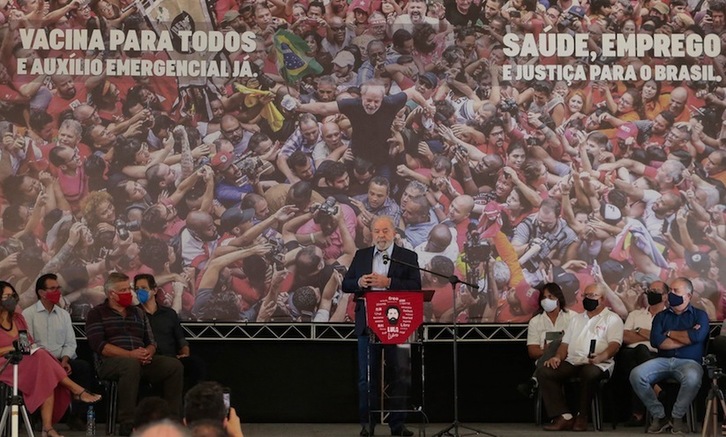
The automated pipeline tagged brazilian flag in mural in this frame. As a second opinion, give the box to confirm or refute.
[273,29,323,84]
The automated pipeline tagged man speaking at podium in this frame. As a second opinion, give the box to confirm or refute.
[343,215,422,437]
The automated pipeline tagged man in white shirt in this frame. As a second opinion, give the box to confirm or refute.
[23,273,94,429]
[614,279,666,426]
[536,283,624,432]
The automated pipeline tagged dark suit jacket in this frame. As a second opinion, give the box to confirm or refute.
[342,245,422,336]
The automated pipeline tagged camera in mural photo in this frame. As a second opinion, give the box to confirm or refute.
[525,136,540,147]
[463,228,491,266]
[498,98,519,117]
[266,236,287,269]
[114,219,141,241]
[455,145,468,156]
[316,197,339,217]
[234,155,272,187]
[557,13,580,32]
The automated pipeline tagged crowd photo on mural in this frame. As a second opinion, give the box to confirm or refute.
[0,0,725,324]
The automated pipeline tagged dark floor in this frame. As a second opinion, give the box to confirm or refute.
[46,421,701,437]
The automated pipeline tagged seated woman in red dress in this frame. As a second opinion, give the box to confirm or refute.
[0,282,101,437]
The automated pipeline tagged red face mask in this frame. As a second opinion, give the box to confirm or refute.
[45,290,61,305]
[116,292,133,308]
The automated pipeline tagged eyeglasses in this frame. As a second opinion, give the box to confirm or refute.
[66,150,79,164]
[222,126,243,136]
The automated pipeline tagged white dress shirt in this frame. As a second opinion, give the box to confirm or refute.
[22,301,77,360]
[359,244,394,290]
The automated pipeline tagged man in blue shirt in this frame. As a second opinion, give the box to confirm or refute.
[629,277,709,434]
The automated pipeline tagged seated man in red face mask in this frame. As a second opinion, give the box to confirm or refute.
[23,273,96,430]
[86,272,184,436]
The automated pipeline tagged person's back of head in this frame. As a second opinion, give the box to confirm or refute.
[189,419,227,437]
[132,420,190,437]
[134,396,174,430]
[184,382,226,424]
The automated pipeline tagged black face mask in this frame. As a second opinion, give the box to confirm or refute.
[646,292,663,306]
[583,297,599,312]
[1,298,17,314]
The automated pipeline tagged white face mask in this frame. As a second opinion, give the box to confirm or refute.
[541,297,558,313]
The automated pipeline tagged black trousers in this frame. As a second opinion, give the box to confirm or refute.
[98,356,183,424]
[536,362,604,419]
[611,345,656,420]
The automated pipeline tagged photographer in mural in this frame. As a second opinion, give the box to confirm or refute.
[1,0,726,327]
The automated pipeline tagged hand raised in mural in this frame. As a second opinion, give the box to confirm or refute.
[275,205,299,222]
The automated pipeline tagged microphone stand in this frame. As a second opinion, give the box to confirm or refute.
[383,255,495,437]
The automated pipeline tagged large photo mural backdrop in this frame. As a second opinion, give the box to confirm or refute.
[0,0,724,323]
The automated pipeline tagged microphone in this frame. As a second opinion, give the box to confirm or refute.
[382,253,390,265]
[588,339,597,358]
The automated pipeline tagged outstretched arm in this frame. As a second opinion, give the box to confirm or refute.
[296,101,341,116]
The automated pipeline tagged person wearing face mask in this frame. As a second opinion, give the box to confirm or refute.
[518,283,574,399]
[0,281,101,437]
[612,279,667,427]
[135,274,206,393]
[22,274,96,431]
[342,215,421,437]
[86,272,184,436]
[629,277,709,435]
[536,283,624,432]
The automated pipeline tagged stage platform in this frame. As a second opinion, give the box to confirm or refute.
[55,422,688,436]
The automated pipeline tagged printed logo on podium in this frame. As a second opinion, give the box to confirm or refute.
[366,292,423,344]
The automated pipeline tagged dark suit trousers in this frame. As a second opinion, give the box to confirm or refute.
[536,362,604,418]
[357,334,409,430]
[98,355,183,423]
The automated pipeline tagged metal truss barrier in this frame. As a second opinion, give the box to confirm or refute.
[71,322,724,342]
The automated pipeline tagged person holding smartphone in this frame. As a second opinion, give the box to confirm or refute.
[0,281,101,437]
[183,382,244,437]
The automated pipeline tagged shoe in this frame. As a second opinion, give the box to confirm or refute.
[670,417,686,434]
[72,389,101,404]
[390,426,414,436]
[647,416,670,434]
[543,415,574,431]
[572,414,588,432]
[42,428,64,437]
[517,379,537,399]
[625,413,645,427]
[65,415,86,431]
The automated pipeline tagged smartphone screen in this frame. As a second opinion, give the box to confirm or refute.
[222,388,230,416]
[17,330,30,354]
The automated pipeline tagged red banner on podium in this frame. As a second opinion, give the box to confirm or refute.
[365,292,424,344]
